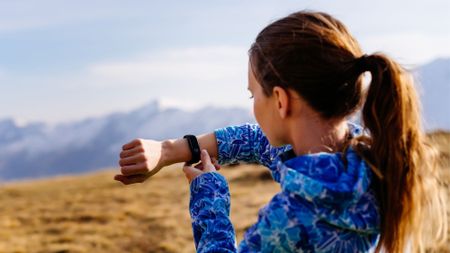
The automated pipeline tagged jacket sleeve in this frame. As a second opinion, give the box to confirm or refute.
[214,123,290,167]
[189,172,237,253]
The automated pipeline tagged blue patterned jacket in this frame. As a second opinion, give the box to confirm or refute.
[189,123,380,252]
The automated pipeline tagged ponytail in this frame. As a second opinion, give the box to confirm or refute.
[248,10,446,251]
[358,53,447,252]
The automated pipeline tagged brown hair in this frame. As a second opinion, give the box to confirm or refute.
[249,11,447,252]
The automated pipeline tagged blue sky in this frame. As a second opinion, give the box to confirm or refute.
[1,0,449,124]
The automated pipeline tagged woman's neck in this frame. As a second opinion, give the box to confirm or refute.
[288,117,349,156]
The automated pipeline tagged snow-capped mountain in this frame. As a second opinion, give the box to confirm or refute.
[0,101,254,181]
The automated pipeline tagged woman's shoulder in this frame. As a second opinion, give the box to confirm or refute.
[277,137,375,208]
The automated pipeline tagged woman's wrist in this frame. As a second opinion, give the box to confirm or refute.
[161,138,191,166]
[160,133,219,167]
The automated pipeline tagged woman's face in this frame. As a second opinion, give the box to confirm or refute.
[248,63,281,145]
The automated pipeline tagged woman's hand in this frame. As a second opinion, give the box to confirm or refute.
[183,149,221,184]
[114,138,166,185]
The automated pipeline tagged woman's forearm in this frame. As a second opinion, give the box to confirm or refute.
[162,133,218,166]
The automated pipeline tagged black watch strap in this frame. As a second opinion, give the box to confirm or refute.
[183,135,201,165]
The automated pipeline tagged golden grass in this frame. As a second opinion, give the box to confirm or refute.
[428,131,450,252]
[0,164,280,253]
[0,131,448,253]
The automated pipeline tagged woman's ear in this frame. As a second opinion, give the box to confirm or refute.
[272,86,289,119]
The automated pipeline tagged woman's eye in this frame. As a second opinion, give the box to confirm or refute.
[249,95,254,99]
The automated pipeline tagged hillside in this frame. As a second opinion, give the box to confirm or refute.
[0,164,280,253]
[0,132,449,253]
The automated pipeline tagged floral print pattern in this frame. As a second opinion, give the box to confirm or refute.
[189,122,380,252]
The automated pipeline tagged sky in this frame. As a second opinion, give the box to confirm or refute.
[1,0,449,124]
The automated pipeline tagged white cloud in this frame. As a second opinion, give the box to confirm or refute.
[87,46,248,86]
[158,97,204,111]
[0,46,251,123]
[80,46,252,114]
[88,46,247,87]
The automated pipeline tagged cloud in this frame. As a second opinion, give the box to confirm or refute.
[0,46,251,124]
[158,97,204,111]
[87,46,248,87]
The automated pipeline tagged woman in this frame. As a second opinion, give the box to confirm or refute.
[114,11,446,252]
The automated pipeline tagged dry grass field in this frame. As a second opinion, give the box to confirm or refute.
[0,132,449,253]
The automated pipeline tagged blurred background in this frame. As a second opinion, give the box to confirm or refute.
[0,0,449,181]
[0,1,449,252]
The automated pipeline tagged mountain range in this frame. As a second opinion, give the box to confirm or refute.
[0,58,448,181]
[0,102,254,181]
[416,58,450,130]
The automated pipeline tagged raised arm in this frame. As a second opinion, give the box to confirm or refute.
[114,132,218,184]
[114,123,289,184]
[215,123,291,167]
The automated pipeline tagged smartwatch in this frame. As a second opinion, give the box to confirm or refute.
[183,135,201,165]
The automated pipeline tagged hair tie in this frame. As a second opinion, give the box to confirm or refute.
[354,54,371,74]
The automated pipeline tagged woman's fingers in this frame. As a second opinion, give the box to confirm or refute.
[194,163,204,170]
[211,157,221,170]
[200,150,216,172]
[120,145,144,158]
[122,139,143,150]
[193,156,220,171]
[117,138,166,185]
[121,163,148,176]
[114,174,149,185]
[182,151,221,184]
[182,163,203,183]
[119,139,150,176]
[119,153,146,167]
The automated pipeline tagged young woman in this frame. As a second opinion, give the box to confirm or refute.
[114,11,446,252]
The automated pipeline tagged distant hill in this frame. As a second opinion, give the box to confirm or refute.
[416,58,450,130]
[0,101,254,181]
[0,58,448,181]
